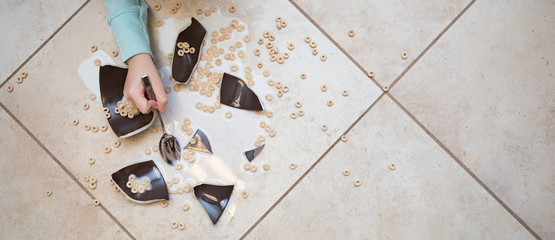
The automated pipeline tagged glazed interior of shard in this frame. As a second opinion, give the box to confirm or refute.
[219,73,264,111]
[194,184,234,224]
[111,160,169,203]
[185,129,213,154]
[99,65,154,138]
[171,17,206,84]
[244,144,265,162]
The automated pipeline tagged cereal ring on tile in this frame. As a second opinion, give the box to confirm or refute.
[93,199,101,206]
[304,36,311,43]
[389,163,396,170]
[289,163,297,170]
[71,118,79,126]
[321,125,328,131]
[348,30,355,37]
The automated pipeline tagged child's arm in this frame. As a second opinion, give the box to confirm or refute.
[103,0,168,114]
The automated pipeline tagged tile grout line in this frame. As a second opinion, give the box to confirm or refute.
[240,93,386,239]
[0,0,91,89]
[287,0,384,90]
[387,94,541,240]
[0,102,136,240]
[388,0,476,90]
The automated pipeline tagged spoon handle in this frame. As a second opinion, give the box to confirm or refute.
[140,75,165,130]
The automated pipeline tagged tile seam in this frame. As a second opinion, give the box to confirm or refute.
[240,93,386,239]
[0,0,92,89]
[387,93,541,240]
[286,0,384,90]
[1,104,135,238]
[388,0,476,90]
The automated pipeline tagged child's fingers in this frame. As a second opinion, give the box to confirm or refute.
[149,74,168,114]
[129,92,153,114]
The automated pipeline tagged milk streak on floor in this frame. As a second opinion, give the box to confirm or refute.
[0,0,552,239]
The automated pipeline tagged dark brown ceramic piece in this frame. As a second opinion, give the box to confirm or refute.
[185,129,213,154]
[244,144,265,162]
[171,17,206,84]
[219,73,263,111]
[99,65,154,138]
[194,184,234,224]
[111,160,169,203]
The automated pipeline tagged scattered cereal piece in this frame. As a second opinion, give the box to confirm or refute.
[155,20,163,28]
[321,125,328,131]
[289,163,297,170]
[342,90,349,96]
[310,41,317,48]
[290,112,298,119]
[312,49,318,55]
[251,165,258,172]
[83,103,90,110]
[354,180,362,187]
[21,72,28,78]
[304,36,311,43]
[254,49,261,56]
[321,85,328,92]
[46,190,52,196]
[154,4,161,11]
[161,200,169,207]
[91,125,98,133]
[84,124,91,131]
[320,55,327,61]
[401,51,408,59]
[104,146,111,154]
[170,7,177,14]
[343,170,350,176]
[196,8,203,14]
[16,76,23,83]
[6,85,13,92]
[229,5,236,13]
[300,73,306,79]
[265,94,273,101]
[263,163,270,170]
[88,158,95,165]
[341,135,348,142]
[178,223,185,230]
[93,199,101,206]
[244,163,251,170]
[112,50,118,57]
[113,140,121,148]
[282,86,289,93]
[90,45,98,52]
[171,222,178,229]
[182,204,189,211]
[383,85,390,92]
[257,62,263,68]
[71,118,79,126]
[327,100,334,106]
[175,2,181,9]
[298,110,304,116]
[94,59,101,66]
[389,163,396,170]
[367,71,375,78]
[225,112,232,119]
[242,191,248,198]
[348,30,355,37]
[295,101,302,108]
[288,43,295,50]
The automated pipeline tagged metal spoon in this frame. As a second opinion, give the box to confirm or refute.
[141,75,181,165]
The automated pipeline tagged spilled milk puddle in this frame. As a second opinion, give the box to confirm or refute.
[78,8,278,223]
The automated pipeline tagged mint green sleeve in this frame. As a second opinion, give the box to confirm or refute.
[102,0,153,63]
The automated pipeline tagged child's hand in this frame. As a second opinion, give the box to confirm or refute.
[124,53,168,114]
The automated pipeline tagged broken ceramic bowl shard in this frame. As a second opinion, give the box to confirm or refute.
[171,17,206,84]
[219,73,264,111]
[111,160,169,203]
[185,129,213,154]
[194,184,234,224]
[99,65,154,138]
[244,144,265,162]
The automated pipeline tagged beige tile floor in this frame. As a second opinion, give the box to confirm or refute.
[0,0,552,239]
